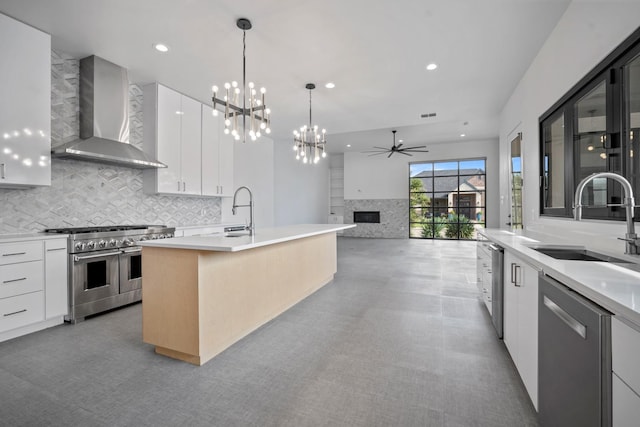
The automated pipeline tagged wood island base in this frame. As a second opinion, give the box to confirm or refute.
[141,232,337,365]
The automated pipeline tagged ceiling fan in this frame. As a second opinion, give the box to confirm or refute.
[363,130,429,158]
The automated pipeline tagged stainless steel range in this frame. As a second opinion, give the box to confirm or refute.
[44,225,175,323]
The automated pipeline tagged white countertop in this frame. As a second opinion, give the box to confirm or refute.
[0,232,69,243]
[139,224,356,252]
[480,228,640,328]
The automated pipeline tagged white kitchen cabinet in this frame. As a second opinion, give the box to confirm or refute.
[503,250,539,410]
[143,83,202,195]
[612,317,640,426]
[0,13,51,188]
[202,105,234,196]
[0,237,68,341]
[44,239,68,319]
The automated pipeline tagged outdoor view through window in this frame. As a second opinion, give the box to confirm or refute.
[409,159,486,240]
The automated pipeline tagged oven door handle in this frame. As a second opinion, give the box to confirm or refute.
[74,250,122,261]
[121,248,142,254]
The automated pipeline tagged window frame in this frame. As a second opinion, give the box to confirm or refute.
[539,25,640,220]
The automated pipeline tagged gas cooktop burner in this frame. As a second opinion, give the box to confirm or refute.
[44,225,162,234]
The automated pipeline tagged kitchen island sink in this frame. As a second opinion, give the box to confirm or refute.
[530,246,630,263]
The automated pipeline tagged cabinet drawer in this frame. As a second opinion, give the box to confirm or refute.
[0,241,42,265]
[613,373,640,427]
[0,291,44,333]
[0,260,44,299]
[612,317,640,394]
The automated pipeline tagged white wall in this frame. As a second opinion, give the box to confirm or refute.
[222,137,275,228]
[499,0,640,252]
[344,138,500,228]
[273,137,330,226]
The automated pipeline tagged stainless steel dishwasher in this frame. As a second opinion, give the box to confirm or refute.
[488,243,504,338]
[538,274,612,427]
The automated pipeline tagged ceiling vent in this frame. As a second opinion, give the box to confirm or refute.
[421,112,437,118]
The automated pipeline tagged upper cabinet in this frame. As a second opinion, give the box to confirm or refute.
[143,83,233,197]
[143,83,201,195]
[202,105,234,197]
[0,13,51,188]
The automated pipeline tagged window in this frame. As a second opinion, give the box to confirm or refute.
[540,27,640,220]
[409,159,486,240]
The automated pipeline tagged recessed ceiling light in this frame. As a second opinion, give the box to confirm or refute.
[154,43,169,53]
[399,139,403,143]
[346,144,351,148]
[325,82,335,89]
[426,63,438,71]
[460,133,466,137]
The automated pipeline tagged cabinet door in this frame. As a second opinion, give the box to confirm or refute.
[45,239,68,319]
[518,261,539,410]
[179,95,202,195]
[218,131,234,196]
[201,104,220,196]
[503,251,519,359]
[0,14,51,188]
[155,85,182,193]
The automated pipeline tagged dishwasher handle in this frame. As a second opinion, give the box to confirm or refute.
[543,295,587,339]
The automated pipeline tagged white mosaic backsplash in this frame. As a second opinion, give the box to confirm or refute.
[0,50,221,234]
[343,199,409,238]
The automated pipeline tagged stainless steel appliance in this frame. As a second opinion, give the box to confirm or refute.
[489,243,504,338]
[538,274,612,427]
[44,225,174,322]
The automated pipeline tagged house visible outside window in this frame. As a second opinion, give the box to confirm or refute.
[409,159,486,240]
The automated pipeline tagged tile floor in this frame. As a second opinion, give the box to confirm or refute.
[0,237,538,426]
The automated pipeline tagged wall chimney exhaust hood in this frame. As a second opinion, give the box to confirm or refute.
[52,56,166,169]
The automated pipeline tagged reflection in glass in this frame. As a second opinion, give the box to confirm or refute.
[510,133,523,229]
[543,113,565,208]
[627,52,640,217]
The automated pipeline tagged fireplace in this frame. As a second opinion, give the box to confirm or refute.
[353,211,380,224]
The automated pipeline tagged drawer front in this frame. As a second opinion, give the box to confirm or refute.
[0,291,44,333]
[613,373,640,427]
[612,317,640,394]
[0,260,44,299]
[0,241,42,265]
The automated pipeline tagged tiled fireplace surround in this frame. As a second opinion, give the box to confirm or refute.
[343,199,408,238]
[0,50,221,234]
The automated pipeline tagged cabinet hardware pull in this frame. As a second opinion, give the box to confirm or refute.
[510,263,516,284]
[0,163,5,179]
[514,265,521,287]
[543,295,587,339]
[183,182,186,192]
[121,248,142,254]
[2,252,26,257]
[3,309,27,317]
[46,247,66,252]
[3,277,27,284]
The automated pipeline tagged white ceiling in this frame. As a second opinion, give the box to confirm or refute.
[0,0,571,153]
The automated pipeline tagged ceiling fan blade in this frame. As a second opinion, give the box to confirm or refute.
[362,150,388,153]
[372,146,389,150]
[403,149,430,153]
[398,151,412,156]
[402,145,427,150]
[368,152,389,156]
[396,143,403,149]
[387,152,393,158]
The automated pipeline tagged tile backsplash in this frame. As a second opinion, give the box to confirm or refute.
[0,50,221,234]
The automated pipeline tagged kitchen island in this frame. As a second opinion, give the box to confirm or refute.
[139,224,355,365]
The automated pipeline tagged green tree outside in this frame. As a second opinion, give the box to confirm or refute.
[410,178,430,223]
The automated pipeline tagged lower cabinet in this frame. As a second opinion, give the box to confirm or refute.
[0,238,68,341]
[503,250,539,410]
[476,237,492,313]
[612,317,640,426]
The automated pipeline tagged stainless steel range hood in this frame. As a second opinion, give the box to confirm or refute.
[52,56,166,169]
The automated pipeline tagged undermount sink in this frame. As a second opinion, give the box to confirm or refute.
[530,246,630,263]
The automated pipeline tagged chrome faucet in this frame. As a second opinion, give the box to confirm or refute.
[232,186,254,235]
[574,172,638,254]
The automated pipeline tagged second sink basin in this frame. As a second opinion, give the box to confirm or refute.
[531,246,630,263]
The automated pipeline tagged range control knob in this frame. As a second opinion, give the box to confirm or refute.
[108,239,117,247]
[86,241,96,250]
[98,240,107,249]
[123,238,134,247]
[139,236,148,241]
[74,242,85,251]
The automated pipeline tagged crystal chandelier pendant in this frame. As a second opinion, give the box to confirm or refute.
[293,83,327,164]
[211,18,271,143]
